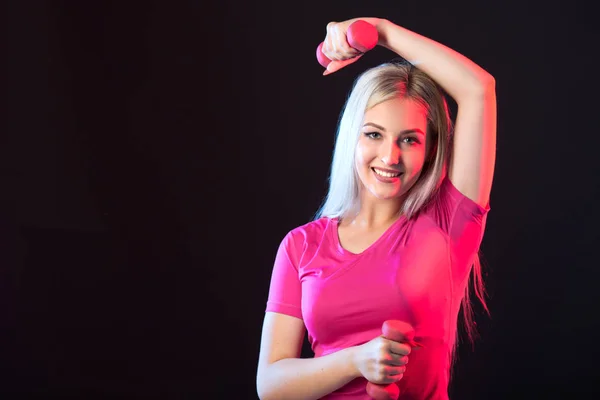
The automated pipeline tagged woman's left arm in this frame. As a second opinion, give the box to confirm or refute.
[379,19,496,207]
[325,18,497,207]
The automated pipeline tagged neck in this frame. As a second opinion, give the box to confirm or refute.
[344,193,403,229]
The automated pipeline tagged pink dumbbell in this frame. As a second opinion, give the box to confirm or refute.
[316,20,378,68]
[366,320,424,400]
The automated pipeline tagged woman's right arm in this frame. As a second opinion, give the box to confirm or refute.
[256,312,360,400]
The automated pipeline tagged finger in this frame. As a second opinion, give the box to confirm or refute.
[341,47,362,60]
[376,366,406,385]
[383,354,409,367]
[324,22,343,61]
[323,56,362,75]
[380,373,404,385]
[322,23,334,59]
[388,365,407,377]
[329,29,341,60]
[322,36,332,60]
[332,26,356,60]
[321,38,335,61]
[324,47,358,63]
[326,21,337,34]
[322,38,351,62]
[388,341,412,356]
[407,339,425,349]
[323,23,357,61]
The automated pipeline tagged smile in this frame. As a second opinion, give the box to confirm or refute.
[372,167,402,178]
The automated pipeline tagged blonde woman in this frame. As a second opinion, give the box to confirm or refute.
[257,16,496,400]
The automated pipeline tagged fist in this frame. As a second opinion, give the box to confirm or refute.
[352,334,411,386]
[321,21,363,62]
[319,18,381,74]
[366,320,424,400]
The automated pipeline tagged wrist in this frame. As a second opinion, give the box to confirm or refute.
[374,18,399,50]
[345,345,361,379]
[374,18,391,47]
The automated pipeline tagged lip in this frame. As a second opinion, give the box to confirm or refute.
[372,167,403,183]
[372,166,402,174]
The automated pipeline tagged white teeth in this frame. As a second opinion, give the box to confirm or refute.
[373,168,401,178]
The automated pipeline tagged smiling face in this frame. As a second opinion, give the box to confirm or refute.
[355,96,429,202]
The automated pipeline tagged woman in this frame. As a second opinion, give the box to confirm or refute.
[257,16,496,400]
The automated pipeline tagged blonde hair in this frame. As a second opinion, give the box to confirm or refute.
[315,60,489,356]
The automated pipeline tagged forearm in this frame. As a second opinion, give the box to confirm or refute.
[257,347,359,400]
[374,18,495,101]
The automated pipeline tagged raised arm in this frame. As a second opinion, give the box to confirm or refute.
[323,18,497,207]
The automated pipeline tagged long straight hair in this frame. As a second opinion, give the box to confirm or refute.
[314,61,489,357]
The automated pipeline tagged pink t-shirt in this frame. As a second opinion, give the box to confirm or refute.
[265,177,490,399]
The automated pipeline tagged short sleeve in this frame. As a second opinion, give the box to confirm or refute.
[442,177,490,245]
[265,232,303,320]
[431,177,491,282]
[427,177,490,237]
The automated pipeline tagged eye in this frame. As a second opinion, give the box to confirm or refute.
[364,132,382,139]
[401,136,420,145]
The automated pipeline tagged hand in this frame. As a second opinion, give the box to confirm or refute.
[365,321,422,400]
[351,334,411,385]
[320,18,381,75]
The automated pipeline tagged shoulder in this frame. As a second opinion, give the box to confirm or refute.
[284,217,332,245]
[419,176,490,235]
[279,217,335,267]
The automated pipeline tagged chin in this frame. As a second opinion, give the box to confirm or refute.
[371,178,418,200]
[368,185,406,200]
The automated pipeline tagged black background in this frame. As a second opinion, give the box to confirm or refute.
[4,0,600,398]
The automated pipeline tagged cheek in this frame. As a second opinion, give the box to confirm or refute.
[404,149,427,174]
[355,141,374,166]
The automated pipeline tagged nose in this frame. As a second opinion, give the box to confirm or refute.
[380,141,401,166]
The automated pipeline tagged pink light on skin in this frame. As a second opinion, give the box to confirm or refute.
[366,320,424,400]
[355,97,429,210]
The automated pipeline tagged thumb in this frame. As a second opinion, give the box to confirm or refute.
[323,55,363,75]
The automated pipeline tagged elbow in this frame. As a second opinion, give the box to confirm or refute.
[257,387,275,400]
[256,385,267,400]
[257,385,270,400]
[473,73,496,95]
[257,390,269,400]
[256,370,273,400]
[458,73,495,101]
[480,73,496,91]
[256,378,266,400]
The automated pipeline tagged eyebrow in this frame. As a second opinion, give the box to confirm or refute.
[363,122,425,136]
